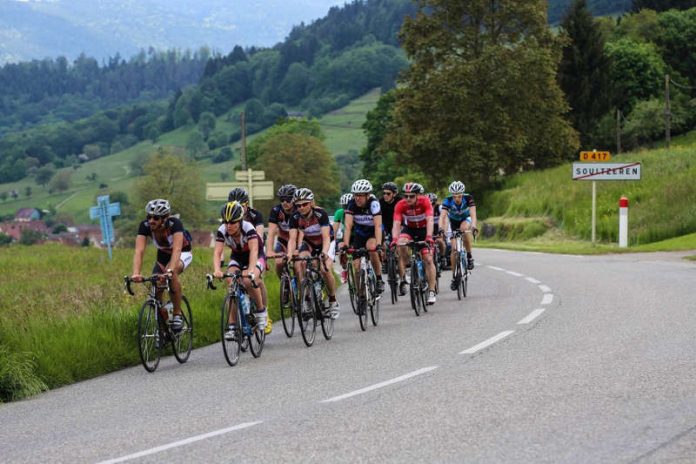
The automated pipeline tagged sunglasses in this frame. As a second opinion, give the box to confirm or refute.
[404,194,417,199]
[296,202,311,208]
[383,191,393,196]
[354,193,367,198]
[147,215,164,220]
[280,196,293,202]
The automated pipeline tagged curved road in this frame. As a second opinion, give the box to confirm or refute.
[1,249,695,463]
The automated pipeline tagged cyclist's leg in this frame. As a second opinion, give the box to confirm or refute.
[226,261,243,326]
[169,252,191,316]
[274,241,287,278]
[449,220,462,272]
[295,242,311,283]
[461,218,475,269]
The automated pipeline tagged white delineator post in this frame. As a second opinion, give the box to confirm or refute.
[619,196,629,248]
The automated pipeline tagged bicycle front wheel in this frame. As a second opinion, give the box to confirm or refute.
[248,317,265,358]
[387,252,398,305]
[279,275,295,338]
[358,270,368,331]
[299,280,317,347]
[172,295,193,364]
[347,263,358,315]
[454,258,463,300]
[409,262,420,316]
[137,301,161,372]
[369,271,380,326]
[221,295,242,367]
[460,255,468,298]
[319,284,334,340]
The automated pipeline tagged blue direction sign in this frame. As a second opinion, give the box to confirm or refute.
[89,195,121,260]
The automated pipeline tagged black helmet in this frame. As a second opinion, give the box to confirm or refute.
[228,187,249,203]
[277,184,297,198]
[382,182,398,193]
[220,201,244,223]
[427,192,438,205]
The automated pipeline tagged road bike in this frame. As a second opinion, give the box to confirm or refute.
[343,247,380,331]
[406,241,430,316]
[385,240,399,304]
[292,255,334,347]
[206,272,265,366]
[450,229,477,299]
[269,255,300,338]
[125,274,193,373]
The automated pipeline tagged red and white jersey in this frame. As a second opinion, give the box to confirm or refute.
[393,196,433,229]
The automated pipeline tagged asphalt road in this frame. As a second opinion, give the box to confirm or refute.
[1,249,695,463]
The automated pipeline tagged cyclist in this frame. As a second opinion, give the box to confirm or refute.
[131,199,192,332]
[228,187,271,334]
[286,187,340,319]
[428,192,447,270]
[439,181,478,291]
[333,193,353,283]
[379,182,401,246]
[341,179,384,294]
[391,183,438,305]
[213,201,267,339]
[266,184,297,278]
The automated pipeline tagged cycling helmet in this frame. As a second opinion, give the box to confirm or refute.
[351,179,373,194]
[277,184,297,198]
[293,187,314,203]
[402,182,421,194]
[340,193,353,207]
[382,182,398,193]
[227,187,249,203]
[220,201,244,223]
[145,199,170,216]
[427,192,438,205]
[448,181,466,194]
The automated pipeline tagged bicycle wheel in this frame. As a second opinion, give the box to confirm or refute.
[409,262,421,316]
[298,280,317,347]
[221,295,242,367]
[347,263,358,315]
[279,274,295,338]
[387,251,398,304]
[137,302,161,372]
[418,261,428,313]
[368,270,380,326]
[248,311,265,358]
[172,295,193,364]
[460,254,468,298]
[454,258,462,300]
[358,269,368,331]
[320,284,334,340]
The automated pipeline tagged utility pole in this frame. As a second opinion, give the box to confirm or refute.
[664,74,671,148]
[240,111,247,170]
[616,108,622,154]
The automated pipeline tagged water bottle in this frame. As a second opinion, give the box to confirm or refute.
[239,292,250,316]
[163,301,174,322]
[314,280,322,298]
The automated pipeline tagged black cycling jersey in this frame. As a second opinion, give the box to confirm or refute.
[137,216,192,264]
[379,194,402,233]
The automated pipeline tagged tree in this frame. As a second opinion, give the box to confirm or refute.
[558,0,612,145]
[197,112,217,139]
[185,131,208,159]
[0,232,11,245]
[49,170,72,192]
[35,165,56,188]
[24,186,32,197]
[134,149,206,227]
[256,133,340,206]
[248,118,325,166]
[390,0,579,190]
[632,0,696,12]
[19,229,43,245]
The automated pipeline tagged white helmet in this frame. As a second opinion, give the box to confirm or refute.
[145,199,170,216]
[340,193,353,207]
[293,187,314,203]
[448,181,466,195]
[351,179,373,194]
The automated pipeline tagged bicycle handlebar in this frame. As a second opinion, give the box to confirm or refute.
[206,272,259,291]
[124,273,172,296]
[290,255,329,273]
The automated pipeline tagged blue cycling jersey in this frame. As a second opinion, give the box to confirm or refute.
[441,195,475,222]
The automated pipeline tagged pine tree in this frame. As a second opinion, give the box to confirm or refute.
[558,0,612,145]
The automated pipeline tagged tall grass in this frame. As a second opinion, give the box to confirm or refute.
[0,243,280,402]
[483,145,696,245]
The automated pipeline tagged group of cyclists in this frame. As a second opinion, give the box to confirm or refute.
[129,179,477,340]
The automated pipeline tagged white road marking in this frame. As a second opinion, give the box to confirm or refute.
[525,277,541,284]
[506,271,523,277]
[541,293,554,305]
[97,421,263,464]
[321,366,439,403]
[517,308,546,325]
[460,331,515,355]
[487,266,505,271]
[538,284,552,293]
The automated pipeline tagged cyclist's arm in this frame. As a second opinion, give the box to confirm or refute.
[391,219,401,243]
[248,236,259,274]
[321,225,331,256]
[438,208,449,234]
[287,228,298,257]
[132,234,147,277]
[166,231,184,273]
[342,213,353,247]
[266,223,278,257]
[469,206,478,232]
[374,214,383,246]
[213,241,225,276]
[426,215,434,238]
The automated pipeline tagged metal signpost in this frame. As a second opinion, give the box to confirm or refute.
[572,151,641,245]
[206,169,273,206]
[89,195,121,260]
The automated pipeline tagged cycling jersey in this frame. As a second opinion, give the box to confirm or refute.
[289,207,333,248]
[379,194,401,233]
[334,208,345,240]
[137,217,192,265]
[245,207,264,228]
[268,204,295,245]
[345,196,381,238]
[216,220,265,268]
[393,196,433,229]
[441,195,476,222]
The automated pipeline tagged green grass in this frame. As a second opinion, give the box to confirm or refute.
[483,144,696,247]
[0,244,281,402]
[0,90,378,222]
